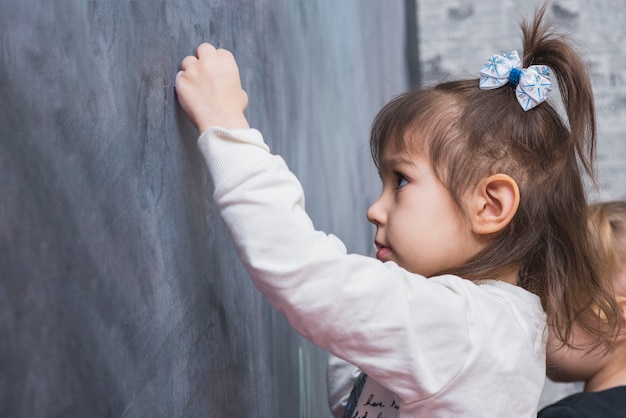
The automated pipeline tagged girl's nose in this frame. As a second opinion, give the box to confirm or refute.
[367,196,386,226]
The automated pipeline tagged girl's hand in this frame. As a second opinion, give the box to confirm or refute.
[176,43,249,132]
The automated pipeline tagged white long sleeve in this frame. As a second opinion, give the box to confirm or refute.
[198,127,547,417]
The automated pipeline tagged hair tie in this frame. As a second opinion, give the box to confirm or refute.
[479,50,552,111]
[508,67,523,87]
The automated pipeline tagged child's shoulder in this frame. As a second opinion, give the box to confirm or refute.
[429,275,545,323]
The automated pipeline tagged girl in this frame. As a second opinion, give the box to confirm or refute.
[539,201,626,418]
[175,5,620,417]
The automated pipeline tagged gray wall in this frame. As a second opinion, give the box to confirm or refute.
[0,2,407,417]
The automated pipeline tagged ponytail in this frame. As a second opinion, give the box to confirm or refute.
[521,4,596,178]
[518,4,619,348]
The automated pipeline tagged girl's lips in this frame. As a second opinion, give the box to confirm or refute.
[376,246,391,261]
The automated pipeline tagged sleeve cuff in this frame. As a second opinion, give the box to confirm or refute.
[197,126,271,187]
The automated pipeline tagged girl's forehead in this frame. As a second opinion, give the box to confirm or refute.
[382,134,428,159]
[378,146,427,170]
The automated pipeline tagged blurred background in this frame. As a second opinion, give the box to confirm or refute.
[1,0,623,417]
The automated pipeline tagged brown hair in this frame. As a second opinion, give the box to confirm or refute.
[370,4,620,346]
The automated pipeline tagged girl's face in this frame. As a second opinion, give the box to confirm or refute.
[367,147,483,277]
[545,320,612,386]
[546,270,626,391]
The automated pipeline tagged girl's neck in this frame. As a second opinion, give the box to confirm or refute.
[500,268,520,286]
[584,348,626,392]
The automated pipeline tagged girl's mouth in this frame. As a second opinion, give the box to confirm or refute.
[375,242,391,261]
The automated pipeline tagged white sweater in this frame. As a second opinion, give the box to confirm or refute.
[198,127,547,418]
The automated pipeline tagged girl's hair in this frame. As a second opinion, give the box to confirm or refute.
[589,201,626,277]
[370,4,620,346]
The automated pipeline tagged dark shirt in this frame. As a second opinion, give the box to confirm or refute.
[538,386,626,418]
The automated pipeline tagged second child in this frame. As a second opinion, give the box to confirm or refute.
[539,201,626,418]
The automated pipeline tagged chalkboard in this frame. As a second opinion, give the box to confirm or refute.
[0,1,408,417]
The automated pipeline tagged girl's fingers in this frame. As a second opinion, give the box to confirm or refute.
[181,55,198,71]
[196,42,217,58]
[216,48,234,59]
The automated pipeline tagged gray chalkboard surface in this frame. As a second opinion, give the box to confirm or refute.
[0,1,408,416]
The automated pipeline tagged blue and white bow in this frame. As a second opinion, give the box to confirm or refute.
[479,50,552,111]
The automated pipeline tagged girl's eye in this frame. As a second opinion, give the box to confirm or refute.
[395,173,408,189]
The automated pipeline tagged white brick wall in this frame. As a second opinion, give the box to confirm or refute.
[417,0,626,202]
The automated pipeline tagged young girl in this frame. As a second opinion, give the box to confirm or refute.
[175,6,620,417]
[539,201,626,418]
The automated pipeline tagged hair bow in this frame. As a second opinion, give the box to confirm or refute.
[479,50,552,111]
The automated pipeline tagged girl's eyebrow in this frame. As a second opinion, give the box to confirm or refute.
[380,155,417,169]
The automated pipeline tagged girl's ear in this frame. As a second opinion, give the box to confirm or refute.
[469,174,520,235]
